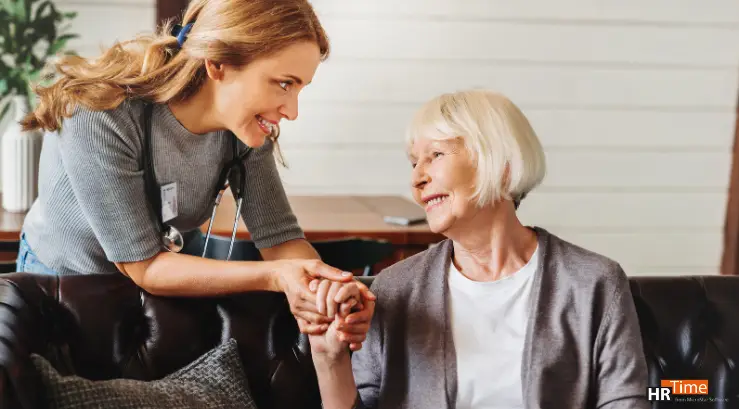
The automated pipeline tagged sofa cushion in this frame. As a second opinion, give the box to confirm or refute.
[31,338,257,409]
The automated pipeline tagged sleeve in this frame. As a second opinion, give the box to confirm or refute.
[593,265,651,409]
[236,140,305,249]
[350,284,384,409]
[57,105,161,263]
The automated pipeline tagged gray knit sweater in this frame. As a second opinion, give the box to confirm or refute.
[22,99,304,275]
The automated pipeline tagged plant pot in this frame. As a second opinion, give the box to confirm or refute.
[1,96,43,213]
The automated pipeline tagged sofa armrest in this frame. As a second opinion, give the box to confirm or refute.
[0,276,53,409]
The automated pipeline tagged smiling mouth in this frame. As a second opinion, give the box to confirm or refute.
[423,194,449,210]
[256,115,275,134]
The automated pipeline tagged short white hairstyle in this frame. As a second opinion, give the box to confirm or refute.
[406,89,546,208]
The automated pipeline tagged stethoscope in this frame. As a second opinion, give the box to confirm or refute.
[142,103,251,261]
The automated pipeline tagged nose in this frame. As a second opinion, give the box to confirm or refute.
[412,162,429,190]
[278,94,299,121]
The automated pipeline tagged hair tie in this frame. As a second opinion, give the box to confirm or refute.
[170,22,194,47]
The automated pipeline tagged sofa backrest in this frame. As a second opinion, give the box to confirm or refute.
[0,273,737,408]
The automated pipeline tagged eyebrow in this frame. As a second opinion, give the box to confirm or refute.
[284,74,308,85]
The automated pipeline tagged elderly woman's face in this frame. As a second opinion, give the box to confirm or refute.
[409,137,477,234]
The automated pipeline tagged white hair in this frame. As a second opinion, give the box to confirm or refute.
[406,89,546,208]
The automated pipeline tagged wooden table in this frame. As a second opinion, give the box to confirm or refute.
[0,192,443,265]
[203,191,443,259]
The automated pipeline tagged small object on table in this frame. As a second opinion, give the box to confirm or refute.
[383,215,426,226]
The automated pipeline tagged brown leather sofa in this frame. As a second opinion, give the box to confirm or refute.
[0,272,737,409]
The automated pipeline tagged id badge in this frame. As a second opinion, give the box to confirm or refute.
[160,182,178,222]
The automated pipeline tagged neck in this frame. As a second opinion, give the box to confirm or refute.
[448,201,538,282]
[167,81,222,135]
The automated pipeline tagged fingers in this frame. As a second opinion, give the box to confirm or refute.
[335,331,367,345]
[295,310,333,325]
[315,279,331,315]
[354,280,377,301]
[326,281,343,318]
[344,298,375,326]
[337,321,369,335]
[349,343,363,352]
[309,278,320,292]
[339,298,358,317]
[296,318,329,335]
[334,282,360,304]
[304,260,353,282]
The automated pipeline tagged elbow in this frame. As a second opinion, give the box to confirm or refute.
[114,255,162,295]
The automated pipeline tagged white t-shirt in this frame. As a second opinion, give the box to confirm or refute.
[448,244,539,409]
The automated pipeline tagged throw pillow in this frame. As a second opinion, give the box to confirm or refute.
[31,338,258,409]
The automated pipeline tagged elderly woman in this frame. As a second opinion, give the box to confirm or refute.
[308,89,650,409]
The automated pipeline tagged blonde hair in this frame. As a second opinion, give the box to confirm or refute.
[406,89,546,208]
[21,0,330,135]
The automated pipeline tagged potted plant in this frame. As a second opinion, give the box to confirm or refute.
[0,0,77,210]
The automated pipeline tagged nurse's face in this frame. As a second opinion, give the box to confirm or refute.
[208,41,321,148]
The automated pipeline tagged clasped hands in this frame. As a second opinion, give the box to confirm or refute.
[299,277,376,356]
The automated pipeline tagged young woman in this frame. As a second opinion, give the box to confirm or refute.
[17,0,373,348]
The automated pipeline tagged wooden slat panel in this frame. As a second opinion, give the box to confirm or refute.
[280,104,736,148]
[276,149,732,189]
[305,61,738,109]
[551,230,722,269]
[322,19,739,66]
[310,0,739,24]
[518,192,727,229]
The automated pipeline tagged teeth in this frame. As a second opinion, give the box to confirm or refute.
[427,196,447,206]
[257,116,273,131]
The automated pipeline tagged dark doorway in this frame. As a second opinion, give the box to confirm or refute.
[721,92,739,275]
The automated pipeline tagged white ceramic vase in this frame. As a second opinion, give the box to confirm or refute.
[1,96,43,213]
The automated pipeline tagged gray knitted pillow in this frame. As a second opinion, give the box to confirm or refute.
[31,339,257,409]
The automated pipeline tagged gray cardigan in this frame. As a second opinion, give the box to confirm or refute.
[351,227,650,409]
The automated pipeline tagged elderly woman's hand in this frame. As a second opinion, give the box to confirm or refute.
[300,278,376,356]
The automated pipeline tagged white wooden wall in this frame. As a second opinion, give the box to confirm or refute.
[58,0,739,276]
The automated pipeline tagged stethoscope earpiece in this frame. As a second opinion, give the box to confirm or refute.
[161,225,184,253]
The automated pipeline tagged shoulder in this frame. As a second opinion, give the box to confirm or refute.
[58,99,148,153]
[537,226,629,292]
[62,99,146,133]
[370,239,451,298]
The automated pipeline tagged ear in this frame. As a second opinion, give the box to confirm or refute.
[204,59,225,81]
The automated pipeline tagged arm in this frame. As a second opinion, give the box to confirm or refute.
[260,237,320,261]
[594,265,650,409]
[310,285,381,409]
[311,284,377,409]
[59,104,351,311]
[314,352,360,409]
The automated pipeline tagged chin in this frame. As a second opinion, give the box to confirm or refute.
[234,129,268,149]
[427,217,453,235]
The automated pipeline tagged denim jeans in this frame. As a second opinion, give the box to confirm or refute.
[16,233,58,275]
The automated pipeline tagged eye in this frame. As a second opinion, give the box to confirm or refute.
[278,80,293,91]
[432,151,443,158]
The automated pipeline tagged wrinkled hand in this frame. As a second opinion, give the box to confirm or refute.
[273,259,355,326]
[299,278,376,354]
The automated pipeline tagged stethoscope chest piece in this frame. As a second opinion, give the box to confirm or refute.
[161,225,184,253]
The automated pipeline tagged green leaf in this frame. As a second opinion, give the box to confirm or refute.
[0,0,78,93]
[32,1,51,23]
[9,0,27,22]
[49,33,75,55]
